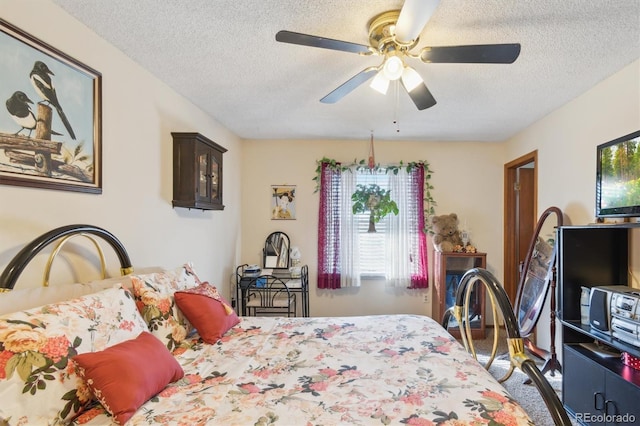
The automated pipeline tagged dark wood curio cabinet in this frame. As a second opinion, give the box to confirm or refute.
[172,132,226,210]
[433,251,486,339]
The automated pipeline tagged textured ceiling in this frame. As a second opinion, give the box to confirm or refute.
[51,0,640,142]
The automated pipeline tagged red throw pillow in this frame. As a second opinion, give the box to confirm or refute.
[72,331,184,425]
[174,282,240,343]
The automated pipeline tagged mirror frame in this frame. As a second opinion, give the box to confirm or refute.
[514,206,563,337]
[263,231,290,269]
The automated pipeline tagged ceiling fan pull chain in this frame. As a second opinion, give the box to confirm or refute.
[394,81,401,133]
[368,131,376,170]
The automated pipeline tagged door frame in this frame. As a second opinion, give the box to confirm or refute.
[504,151,537,303]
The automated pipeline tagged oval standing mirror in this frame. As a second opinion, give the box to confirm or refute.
[514,206,563,337]
[263,232,290,269]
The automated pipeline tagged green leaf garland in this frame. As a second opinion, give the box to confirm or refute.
[313,157,437,233]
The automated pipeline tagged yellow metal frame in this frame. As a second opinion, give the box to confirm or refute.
[1,224,134,291]
[43,233,107,287]
[453,274,523,383]
[447,267,572,425]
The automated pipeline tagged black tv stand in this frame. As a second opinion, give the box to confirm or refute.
[558,225,640,424]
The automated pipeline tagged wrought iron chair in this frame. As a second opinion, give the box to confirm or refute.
[244,274,297,317]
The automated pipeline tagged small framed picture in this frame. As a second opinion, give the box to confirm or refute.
[271,185,296,220]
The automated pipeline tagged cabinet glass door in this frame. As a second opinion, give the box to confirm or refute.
[211,157,219,201]
[445,256,484,330]
[197,150,210,203]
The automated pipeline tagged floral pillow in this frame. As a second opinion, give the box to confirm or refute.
[131,263,200,350]
[0,285,149,424]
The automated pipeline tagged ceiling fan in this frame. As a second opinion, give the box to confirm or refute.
[275,0,521,110]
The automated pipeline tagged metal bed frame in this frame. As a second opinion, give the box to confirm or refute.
[0,224,132,291]
[442,267,572,425]
[1,224,571,424]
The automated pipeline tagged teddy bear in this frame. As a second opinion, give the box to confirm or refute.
[430,213,464,252]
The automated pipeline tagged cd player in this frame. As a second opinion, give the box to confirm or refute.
[589,285,640,348]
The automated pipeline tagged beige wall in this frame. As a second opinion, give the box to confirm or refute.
[1,1,638,327]
[240,138,504,316]
[0,1,244,298]
[505,59,640,292]
[240,59,640,319]
[504,59,640,350]
[505,59,640,225]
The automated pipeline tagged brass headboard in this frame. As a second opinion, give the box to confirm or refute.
[0,224,133,291]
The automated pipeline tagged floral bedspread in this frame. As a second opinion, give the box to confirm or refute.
[75,315,533,425]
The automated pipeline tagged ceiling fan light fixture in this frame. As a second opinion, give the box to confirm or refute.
[370,71,390,94]
[276,0,518,111]
[401,66,423,92]
[382,55,404,80]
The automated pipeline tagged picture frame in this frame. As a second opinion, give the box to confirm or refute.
[0,18,102,194]
[271,185,296,220]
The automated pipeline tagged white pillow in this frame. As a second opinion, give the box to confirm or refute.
[0,267,163,315]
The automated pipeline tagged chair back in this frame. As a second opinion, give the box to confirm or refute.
[300,265,309,288]
[245,275,297,317]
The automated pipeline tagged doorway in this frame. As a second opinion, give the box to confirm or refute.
[504,151,537,303]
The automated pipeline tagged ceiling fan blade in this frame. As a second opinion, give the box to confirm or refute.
[420,43,521,64]
[401,79,437,110]
[276,30,371,54]
[320,67,378,104]
[395,0,441,44]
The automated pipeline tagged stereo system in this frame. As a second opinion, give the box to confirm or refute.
[589,285,640,348]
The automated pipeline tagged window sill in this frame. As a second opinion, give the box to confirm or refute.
[360,274,386,281]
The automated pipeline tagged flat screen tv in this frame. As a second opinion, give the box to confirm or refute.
[596,129,640,218]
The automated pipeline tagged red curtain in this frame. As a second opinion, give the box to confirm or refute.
[317,162,342,289]
[317,161,429,289]
[409,165,429,289]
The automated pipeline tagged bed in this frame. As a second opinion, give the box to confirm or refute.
[0,224,567,425]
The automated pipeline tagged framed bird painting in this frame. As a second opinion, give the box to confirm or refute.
[0,18,102,194]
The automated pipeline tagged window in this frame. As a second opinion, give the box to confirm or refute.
[354,172,390,276]
[317,162,428,289]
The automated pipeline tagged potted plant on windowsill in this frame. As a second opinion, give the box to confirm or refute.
[351,184,399,232]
